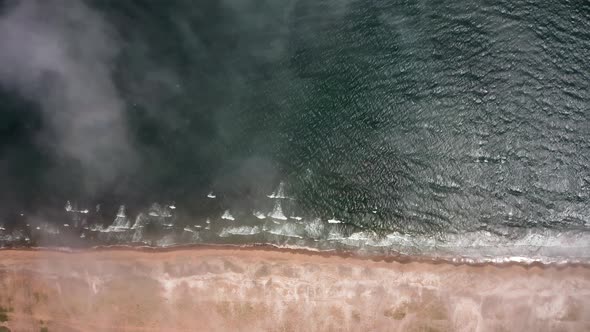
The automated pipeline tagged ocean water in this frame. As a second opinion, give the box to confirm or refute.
[0,0,589,263]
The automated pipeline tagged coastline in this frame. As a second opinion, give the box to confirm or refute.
[2,243,589,268]
[0,247,589,331]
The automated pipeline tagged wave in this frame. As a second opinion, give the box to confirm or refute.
[267,181,289,199]
[268,201,287,220]
[264,221,305,238]
[219,226,261,237]
[333,229,590,264]
[2,208,589,264]
[253,211,266,219]
[221,210,235,221]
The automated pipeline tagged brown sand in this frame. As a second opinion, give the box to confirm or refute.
[0,248,588,332]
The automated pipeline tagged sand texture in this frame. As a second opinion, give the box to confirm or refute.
[0,248,588,331]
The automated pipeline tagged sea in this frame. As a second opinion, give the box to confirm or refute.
[0,0,589,264]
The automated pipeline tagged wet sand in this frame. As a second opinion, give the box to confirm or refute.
[0,247,588,331]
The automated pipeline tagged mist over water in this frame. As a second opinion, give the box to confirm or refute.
[0,0,136,196]
[0,0,589,262]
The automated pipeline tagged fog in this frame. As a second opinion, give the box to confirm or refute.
[0,0,136,194]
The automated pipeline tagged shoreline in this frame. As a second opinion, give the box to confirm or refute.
[1,243,589,269]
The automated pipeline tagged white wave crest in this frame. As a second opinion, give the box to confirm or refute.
[267,181,289,199]
[221,210,235,221]
[219,226,261,237]
[253,211,267,219]
[268,201,287,220]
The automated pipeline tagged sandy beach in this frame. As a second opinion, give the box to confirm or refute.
[0,247,588,331]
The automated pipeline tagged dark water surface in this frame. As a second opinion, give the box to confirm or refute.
[0,0,589,262]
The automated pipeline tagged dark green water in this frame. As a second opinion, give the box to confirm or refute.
[0,0,589,262]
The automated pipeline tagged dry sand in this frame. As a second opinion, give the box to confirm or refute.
[0,247,588,331]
